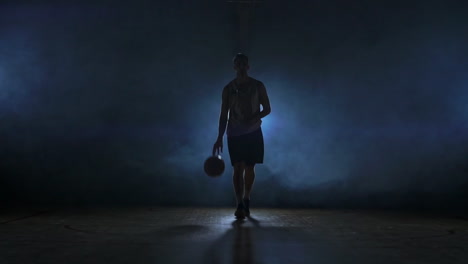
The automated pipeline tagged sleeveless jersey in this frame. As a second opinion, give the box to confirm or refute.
[225,77,262,137]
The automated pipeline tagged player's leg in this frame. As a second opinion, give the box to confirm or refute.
[243,164,255,216]
[233,161,246,218]
[228,135,246,218]
[244,164,255,200]
[233,161,245,203]
[243,128,263,216]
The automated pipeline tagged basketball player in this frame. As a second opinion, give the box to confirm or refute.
[212,53,271,219]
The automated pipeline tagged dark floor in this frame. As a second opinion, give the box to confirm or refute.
[1,207,467,264]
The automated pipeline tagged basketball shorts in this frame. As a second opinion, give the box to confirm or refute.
[227,127,264,166]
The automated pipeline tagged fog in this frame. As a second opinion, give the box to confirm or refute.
[1,1,467,208]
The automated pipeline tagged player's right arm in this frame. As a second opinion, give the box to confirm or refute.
[213,86,229,155]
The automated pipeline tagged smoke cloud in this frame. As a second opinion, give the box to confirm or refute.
[1,1,467,208]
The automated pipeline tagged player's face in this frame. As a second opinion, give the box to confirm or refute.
[234,59,249,72]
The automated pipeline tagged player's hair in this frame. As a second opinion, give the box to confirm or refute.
[233,53,249,64]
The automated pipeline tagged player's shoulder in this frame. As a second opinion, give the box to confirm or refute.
[223,79,236,89]
[249,77,266,89]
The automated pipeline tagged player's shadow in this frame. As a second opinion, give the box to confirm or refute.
[204,217,259,264]
[203,215,344,264]
[230,216,261,263]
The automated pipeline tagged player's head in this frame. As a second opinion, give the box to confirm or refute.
[233,53,249,72]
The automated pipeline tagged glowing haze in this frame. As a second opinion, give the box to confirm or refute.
[0,1,467,208]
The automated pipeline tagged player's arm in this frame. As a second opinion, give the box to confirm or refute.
[213,86,229,155]
[217,86,229,141]
[258,82,271,119]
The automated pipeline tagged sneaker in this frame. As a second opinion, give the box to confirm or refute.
[243,199,250,217]
[234,203,245,219]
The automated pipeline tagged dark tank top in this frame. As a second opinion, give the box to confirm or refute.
[225,77,262,137]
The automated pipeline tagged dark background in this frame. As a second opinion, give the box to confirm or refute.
[0,0,467,208]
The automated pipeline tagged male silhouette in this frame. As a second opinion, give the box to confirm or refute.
[213,53,271,219]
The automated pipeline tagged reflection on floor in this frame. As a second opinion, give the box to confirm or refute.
[0,207,467,263]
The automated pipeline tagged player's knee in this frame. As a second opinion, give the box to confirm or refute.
[245,165,255,173]
[233,162,245,174]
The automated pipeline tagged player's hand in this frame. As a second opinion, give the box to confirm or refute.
[212,138,223,156]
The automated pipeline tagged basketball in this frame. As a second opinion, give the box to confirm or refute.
[204,155,225,177]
